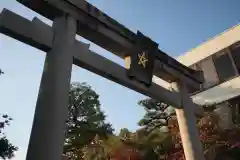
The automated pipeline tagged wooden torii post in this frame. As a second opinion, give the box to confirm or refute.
[0,1,205,159]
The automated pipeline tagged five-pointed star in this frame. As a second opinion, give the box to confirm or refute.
[138,52,148,68]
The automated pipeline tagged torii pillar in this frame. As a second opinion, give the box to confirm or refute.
[172,80,205,160]
[26,15,76,160]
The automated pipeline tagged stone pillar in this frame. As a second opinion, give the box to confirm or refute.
[26,15,77,160]
[171,80,205,160]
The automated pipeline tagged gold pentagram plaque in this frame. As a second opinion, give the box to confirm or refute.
[126,31,158,86]
[138,52,148,68]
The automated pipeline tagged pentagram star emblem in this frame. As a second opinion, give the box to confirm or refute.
[138,52,148,68]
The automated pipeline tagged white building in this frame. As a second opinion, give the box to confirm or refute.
[154,24,240,129]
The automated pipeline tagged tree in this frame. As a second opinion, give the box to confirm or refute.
[82,135,106,160]
[0,69,3,75]
[0,114,18,159]
[198,110,240,160]
[0,68,4,79]
[0,71,18,159]
[165,107,240,160]
[137,98,240,159]
[82,129,146,160]
[81,126,173,160]
[114,128,169,160]
[63,82,114,159]
[138,98,175,133]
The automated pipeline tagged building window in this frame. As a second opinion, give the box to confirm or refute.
[230,96,240,125]
[232,104,240,124]
[213,51,236,82]
[196,57,219,89]
[230,42,240,74]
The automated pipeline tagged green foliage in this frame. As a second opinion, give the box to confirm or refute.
[82,134,125,160]
[0,114,18,159]
[81,127,171,160]
[138,98,175,133]
[63,82,114,159]
[117,128,171,159]
[82,135,107,160]
[77,93,240,159]
[119,128,130,136]
[0,69,3,75]
[0,72,17,159]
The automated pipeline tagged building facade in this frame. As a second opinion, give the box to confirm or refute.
[177,24,240,129]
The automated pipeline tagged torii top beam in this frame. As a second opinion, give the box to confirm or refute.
[16,0,204,88]
[0,9,204,115]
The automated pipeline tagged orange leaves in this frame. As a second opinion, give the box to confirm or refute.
[110,145,143,160]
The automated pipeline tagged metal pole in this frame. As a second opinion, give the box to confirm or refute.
[171,80,205,160]
[26,15,77,160]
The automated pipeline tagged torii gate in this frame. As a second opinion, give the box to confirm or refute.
[0,0,205,159]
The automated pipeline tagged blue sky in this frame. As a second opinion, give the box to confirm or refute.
[0,0,240,159]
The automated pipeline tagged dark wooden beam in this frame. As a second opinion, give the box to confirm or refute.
[0,8,204,114]
[16,0,204,85]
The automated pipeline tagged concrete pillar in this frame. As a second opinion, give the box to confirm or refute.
[171,80,205,160]
[26,15,77,160]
